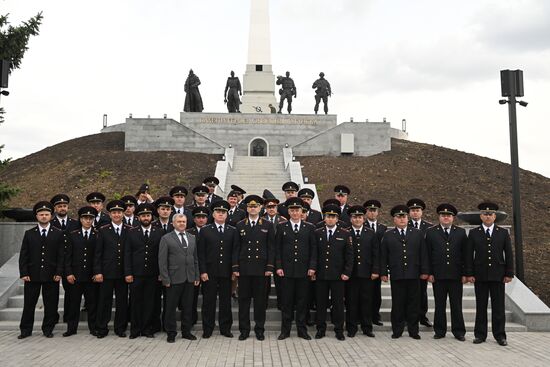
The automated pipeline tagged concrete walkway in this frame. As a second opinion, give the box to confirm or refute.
[2,330,549,367]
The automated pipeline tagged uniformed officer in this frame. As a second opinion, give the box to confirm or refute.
[363,199,387,326]
[226,190,246,226]
[316,199,349,229]
[93,200,132,338]
[187,185,210,211]
[186,206,211,325]
[169,185,193,220]
[314,204,353,341]
[345,205,380,338]
[298,188,323,224]
[334,185,351,225]
[124,203,162,338]
[275,197,316,340]
[121,195,139,227]
[407,198,433,328]
[263,189,286,309]
[466,202,514,346]
[197,200,238,338]
[136,183,153,205]
[425,203,467,341]
[230,184,247,211]
[50,194,80,324]
[203,176,223,206]
[86,192,110,228]
[233,195,275,341]
[18,201,65,339]
[63,206,99,337]
[381,205,429,340]
[279,181,300,219]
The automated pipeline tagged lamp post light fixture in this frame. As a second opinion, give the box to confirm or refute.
[103,114,108,128]
[402,119,407,132]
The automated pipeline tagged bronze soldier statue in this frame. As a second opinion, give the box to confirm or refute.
[276,71,296,114]
[184,69,204,112]
[224,71,242,113]
[312,72,331,115]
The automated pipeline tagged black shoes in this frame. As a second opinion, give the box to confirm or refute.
[202,331,212,339]
[44,332,53,338]
[433,334,445,339]
[455,335,466,342]
[298,332,312,340]
[256,332,265,341]
[420,319,433,327]
[62,331,76,337]
[129,334,139,339]
[221,331,234,338]
[17,332,31,340]
[238,333,249,341]
[315,331,325,339]
[373,320,384,326]
[278,333,290,340]
[497,339,508,346]
[347,331,356,338]
[473,338,485,344]
[410,334,421,340]
[182,332,197,340]
[363,331,375,338]
[167,335,175,343]
[391,334,401,339]
[335,333,345,341]
[116,332,127,338]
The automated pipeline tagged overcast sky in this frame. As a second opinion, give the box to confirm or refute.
[2,0,549,178]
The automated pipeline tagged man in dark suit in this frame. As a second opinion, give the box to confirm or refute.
[426,203,467,341]
[233,195,276,341]
[466,202,514,346]
[345,205,380,338]
[86,192,110,229]
[226,190,246,226]
[93,200,132,338]
[124,203,163,338]
[263,189,286,309]
[121,195,139,227]
[275,197,316,340]
[364,199,387,326]
[159,213,200,343]
[203,176,223,206]
[198,200,238,338]
[314,204,353,341]
[381,205,429,340]
[50,194,80,324]
[18,201,65,339]
[170,186,193,222]
[278,181,299,219]
[407,198,433,328]
[334,185,351,226]
[298,188,323,224]
[63,206,99,337]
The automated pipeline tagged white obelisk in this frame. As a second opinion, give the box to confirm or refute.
[240,0,277,113]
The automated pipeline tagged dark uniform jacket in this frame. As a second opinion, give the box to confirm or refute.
[197,223,239,278]
[277,203,289,220]
[314,227,354,280]
[51,216,81,232]
[315,219,349,230]
[306,210,323,226]
[226,207,246,227]
[465,225,514,282]
[65,228,97,282]
[339,204,351,225]
[124,226,162,278]
[206,193,223,206]
[233,218,276,276]
[93,212,111,229]
[380,227,429,280]
[152,220,174,234]
[19,225,65,282]
[123,216,140,228]
[349,226,380,278]
[264,214,287,233]
[93,223,132,279]
[425,225,467,280]
[408,219,432,234]
[275,221,317,278]
[366,221,388,244]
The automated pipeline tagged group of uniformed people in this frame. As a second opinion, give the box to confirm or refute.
[17,177,514,346]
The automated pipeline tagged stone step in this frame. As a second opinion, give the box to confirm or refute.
[0,320,529,332]
[0,306,512,323]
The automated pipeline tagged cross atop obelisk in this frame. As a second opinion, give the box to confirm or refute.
[241,0,277,113]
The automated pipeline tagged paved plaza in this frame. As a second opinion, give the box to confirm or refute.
[2,330,550,367]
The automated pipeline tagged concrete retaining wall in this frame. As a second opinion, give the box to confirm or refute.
[0,223,34,267]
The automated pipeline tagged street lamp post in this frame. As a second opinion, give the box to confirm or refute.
[499,69,527,283]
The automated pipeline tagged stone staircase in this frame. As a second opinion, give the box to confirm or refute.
[0,282,527,332]
[223,155,290,201]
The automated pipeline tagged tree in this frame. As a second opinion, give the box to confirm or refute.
[0,12,43,209]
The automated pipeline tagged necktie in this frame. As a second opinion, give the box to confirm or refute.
[163,224,167,231]
[176,209,181,215]
[218,225,223,234]
[41,228,47,239]
[116,227,120,236]
[444,228,449,239]
[229,210,233,216]
[486,228,491,238]
[328,229,333,241]
[251,221,255,228]
[414,222,419,229]
[144,229,149,240]
[61,219,66,230]
[179,232,188,248]
[84,230,89,240]
[371,223,375,231]
[294,223,299,233]
[400,229,406,239]
[356,229,360,237]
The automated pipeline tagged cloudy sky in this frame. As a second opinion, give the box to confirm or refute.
[2,0,549,177]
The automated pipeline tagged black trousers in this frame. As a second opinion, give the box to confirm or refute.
[371,278,382,323]
[202,276,232,333]
[315,279,345,334]
[152,280,164,333]
[95,278,128,335]
[129,276,157,336]
[164,282,194,337]
[390,279,420,336]
[61,277,72,323]
[474,281,506,341]
[238,275,267,335]
[281,277,309,334]
[346,277,374,333]
[20,281,60,335]
[433,279,465,337]
[305,278,316,322]
[419,279,429,322]
[192,283,200,324]
[65,281,98,333]
[266,274,282,309]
